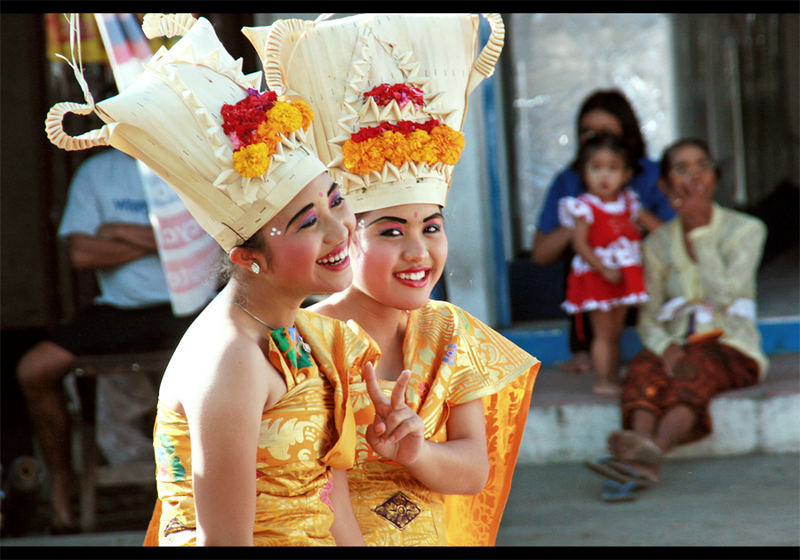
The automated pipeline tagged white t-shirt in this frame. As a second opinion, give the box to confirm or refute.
[58,149,170,308]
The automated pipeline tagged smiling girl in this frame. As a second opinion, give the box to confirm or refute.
[245,12,540,546]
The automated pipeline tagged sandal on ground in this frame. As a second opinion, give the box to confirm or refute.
[584,457,658,489]
[608,430,664,465]
[601,479,637,502]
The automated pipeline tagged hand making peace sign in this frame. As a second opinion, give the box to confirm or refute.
[361,362,425,465]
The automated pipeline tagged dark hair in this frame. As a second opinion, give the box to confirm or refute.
[571,132,636,177]
[577,89,646,163]
[659,137,720,180]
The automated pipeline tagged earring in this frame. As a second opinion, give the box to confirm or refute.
[251,262,261,274]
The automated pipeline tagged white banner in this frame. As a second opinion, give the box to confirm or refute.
[95,13,218,315]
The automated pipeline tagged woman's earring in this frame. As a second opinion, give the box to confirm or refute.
[251,262,261,274]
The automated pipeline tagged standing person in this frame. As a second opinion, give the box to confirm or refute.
[585,138,768,501]
[532,89,675,375]
[245,12,540,546]
[15,147,196,534]
[560,132,661,395]
[46,14,387,545]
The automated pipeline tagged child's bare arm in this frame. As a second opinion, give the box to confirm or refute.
[636,208,663,233]
[572,219,622,284]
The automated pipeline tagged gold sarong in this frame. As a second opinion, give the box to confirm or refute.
[143,309,378,546]
[346,300,540,545]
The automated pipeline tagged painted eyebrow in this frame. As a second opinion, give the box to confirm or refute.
[286,183,340,228]
[287,203,315,229]
[366,216,407,227]
[366,212,444,228]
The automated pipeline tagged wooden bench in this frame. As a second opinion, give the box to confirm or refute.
[64,350,172,533]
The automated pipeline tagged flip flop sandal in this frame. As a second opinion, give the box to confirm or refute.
[584,457,655,490]
[601,479,637,502]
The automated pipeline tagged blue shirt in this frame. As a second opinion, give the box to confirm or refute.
[536,157,675,234]
[59,150,171,308]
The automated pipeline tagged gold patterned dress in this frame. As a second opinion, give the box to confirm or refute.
[346,300,540,546]
[145,309,378,546]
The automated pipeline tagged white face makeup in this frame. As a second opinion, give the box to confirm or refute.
[350,203,447,311]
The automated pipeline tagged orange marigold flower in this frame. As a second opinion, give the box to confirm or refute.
[254,119,281,146]
[233,143,271,178]
[362,138,387,173]
[343,140,371,174]
[406,130,431,163]
[343,137,388,174]
[290,100,314,131]
[382,131,407,167]
[430,126,465,164]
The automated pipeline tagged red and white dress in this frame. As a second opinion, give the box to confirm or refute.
[559,189,649,314]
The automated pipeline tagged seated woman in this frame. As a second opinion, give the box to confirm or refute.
[585,138,769,500]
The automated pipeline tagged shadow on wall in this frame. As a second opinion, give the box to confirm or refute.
[744,180,800,267]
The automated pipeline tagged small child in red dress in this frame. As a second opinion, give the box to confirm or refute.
[559,133,663,395]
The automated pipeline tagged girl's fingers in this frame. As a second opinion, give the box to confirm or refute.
[390,370,412,411]
[368,419,386,438]
[363,361,390,409]
[384,416,423,444]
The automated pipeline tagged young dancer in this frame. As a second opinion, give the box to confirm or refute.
[45,14,395,545]
[559,133,662,395]
[244,13,539,545]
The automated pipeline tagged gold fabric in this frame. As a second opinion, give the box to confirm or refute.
[149,309,378,546]
[638,204,768,376]
[345,300,540,545]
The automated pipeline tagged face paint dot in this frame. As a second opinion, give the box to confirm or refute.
[414,211,419,218]
[319,191,324,197]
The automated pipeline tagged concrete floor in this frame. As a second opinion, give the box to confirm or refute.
[496,452,800,547]
[1,453,797,548]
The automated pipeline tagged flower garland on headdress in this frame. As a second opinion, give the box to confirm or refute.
[341,83,465,175]
[221,88,314,178]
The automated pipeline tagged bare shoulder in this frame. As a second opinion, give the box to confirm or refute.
[159,304,273,416]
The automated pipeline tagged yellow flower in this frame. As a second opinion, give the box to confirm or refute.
[406,130,431,163]
[233,143,271,178]
[342,122,464,174]
[381,131,407,167]
[431,126,465,164]
[343,138,387,174]
[290,100,314,131]
[342,140,369,174]
[267,101,303,136]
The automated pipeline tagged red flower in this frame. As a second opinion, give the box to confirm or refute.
[364,83,424,108]
[396,120,416,134]
[348,119,441,144]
